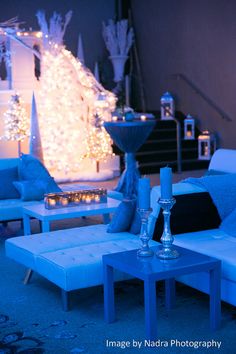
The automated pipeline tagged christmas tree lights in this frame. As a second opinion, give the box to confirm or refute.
[37,11,116,174]
[84,113,114,172]
[1,93,29,155]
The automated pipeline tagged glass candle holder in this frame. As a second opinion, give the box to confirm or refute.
[137,208,154,257]
[156,197,180,260]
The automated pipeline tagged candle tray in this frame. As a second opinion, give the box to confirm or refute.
[44,188,107,209]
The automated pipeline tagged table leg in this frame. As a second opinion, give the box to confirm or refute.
[165,278,175,311]
[61,289,70,312]
[144,280,157,340]
[209,264,221,330]
[23,269,33,285]
[103,263,115,323]
[23,213,31,235]
[41,221,50,233]
[103,213,110,224]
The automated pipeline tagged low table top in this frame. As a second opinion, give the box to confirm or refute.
[103,245,220,281]
[22,198,120,221]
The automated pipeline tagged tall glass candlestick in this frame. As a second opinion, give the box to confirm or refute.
[156,197,180,259]
[137,208,154,257]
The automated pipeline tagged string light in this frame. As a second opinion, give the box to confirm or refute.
[1,93,29,142]
[38,46,116,174]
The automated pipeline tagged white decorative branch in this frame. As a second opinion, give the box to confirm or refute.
[36,10,72,48]
[102,19,134,57]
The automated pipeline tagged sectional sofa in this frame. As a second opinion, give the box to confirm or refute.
[5,149,236,310]
[0,158,41,223]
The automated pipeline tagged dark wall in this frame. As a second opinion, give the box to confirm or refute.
[0,0,115,73]
[131,0,236,148]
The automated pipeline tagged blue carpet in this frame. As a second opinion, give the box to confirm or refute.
[0,220,236,353]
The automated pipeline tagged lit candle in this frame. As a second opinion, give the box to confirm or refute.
[48,198,56,206]
[95,195,100,202]
[112,115,118,121]
[140,115,146,121]
[186,131,192,137]
[85,196,91,203]
[60,197,68,206]
[160,167,172,199]
[138,178,151,209]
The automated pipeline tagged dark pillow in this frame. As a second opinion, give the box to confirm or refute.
[0,167,20,199]
[129,210,142,234]
[107,199,136,233]
[152,192,221,242]
[18,154,51,181]
[13,177,62,201]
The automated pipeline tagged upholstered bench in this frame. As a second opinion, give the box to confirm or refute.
[5,224,158,310]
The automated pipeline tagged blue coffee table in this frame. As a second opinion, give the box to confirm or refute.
[103,245,221,340]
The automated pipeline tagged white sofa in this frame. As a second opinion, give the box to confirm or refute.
[5,148,236,309]
[0,158,42,223]
[5,210,158,311]
[151,148,236,307]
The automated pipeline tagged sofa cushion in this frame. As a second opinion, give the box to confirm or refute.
[35,239,143,291]
[174,229,236,283]
[19,154,51,180]
[0,199,41,221]
[5,224,141,269]
[0,167,20,199]
[13,177,61,201]
[152,192,221,242]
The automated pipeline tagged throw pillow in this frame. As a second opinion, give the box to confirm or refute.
[204,169,228,176]
[13,177,62,201]
[107,199,136,233]
[18,154,51,181]
[220,207,236,237]
[0,167,20,199]
[152,192,221,242]
[129,210,142,234]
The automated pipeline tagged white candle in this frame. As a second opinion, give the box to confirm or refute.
[138,177,151,209]
[160,167,172,199]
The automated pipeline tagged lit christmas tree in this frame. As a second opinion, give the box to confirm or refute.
[2,93,29,155]
[36,11,116,175]
[84,110,114,172]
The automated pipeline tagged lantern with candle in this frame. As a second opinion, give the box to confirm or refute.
[184,114,195,140]
[160,92,174,120]
[198,130,216,160]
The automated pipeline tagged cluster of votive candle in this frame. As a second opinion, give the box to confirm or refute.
[138,166,173,209]
[44,189,107,209]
